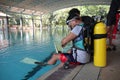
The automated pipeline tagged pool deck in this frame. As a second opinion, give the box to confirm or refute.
[37,35,120,80]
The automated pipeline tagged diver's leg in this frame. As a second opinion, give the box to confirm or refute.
[47,53,61,65]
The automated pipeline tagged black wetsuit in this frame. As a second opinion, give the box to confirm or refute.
[107,0,120,26]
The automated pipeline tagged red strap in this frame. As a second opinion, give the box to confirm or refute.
[70,62,81,65]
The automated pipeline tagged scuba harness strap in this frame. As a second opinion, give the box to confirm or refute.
[72,23,91,63]
[74,48,77,63]
[72,24,84,63]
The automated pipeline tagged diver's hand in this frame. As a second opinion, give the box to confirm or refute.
[61,38,67,47]
[61,43,66,47]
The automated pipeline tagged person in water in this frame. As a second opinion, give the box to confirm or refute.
[35,10,90,66]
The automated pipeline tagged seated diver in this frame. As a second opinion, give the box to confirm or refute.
[35,13,90,68]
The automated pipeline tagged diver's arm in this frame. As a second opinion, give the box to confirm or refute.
[61,32,77,47]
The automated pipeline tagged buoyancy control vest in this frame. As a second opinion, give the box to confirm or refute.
[72,23,85,50]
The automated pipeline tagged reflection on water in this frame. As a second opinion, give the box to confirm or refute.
[0,28,72,80]
[7,28,71,51]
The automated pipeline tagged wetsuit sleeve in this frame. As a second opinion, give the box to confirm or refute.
[107,0,120,26]
[71,25,82,36]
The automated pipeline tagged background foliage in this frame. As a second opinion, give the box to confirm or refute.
[7,5,109,28]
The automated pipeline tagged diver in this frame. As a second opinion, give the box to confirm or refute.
[35,9,90,69]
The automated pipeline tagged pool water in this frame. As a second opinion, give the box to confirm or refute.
[0,29,71,80]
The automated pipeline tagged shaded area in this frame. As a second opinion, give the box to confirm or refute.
[73,63,100,80]
[22,51,55,80]
[45,65,77,80]
[38,62,101,80]
[98,35,120,80]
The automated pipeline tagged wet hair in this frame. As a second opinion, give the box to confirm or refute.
[68,8,80,15]
[66,8,80,25]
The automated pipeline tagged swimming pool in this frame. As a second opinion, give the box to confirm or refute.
[0,28,71,80]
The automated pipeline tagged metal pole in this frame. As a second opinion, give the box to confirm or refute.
[1,18,5,39]
[40,15,42,30]
[20,16,23,41]
[4,15,9,40]
[32,16,34,39]
[20,16,23,30]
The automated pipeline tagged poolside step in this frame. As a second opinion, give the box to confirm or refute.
[73,63,100,80]
[37,64,83,80]
[44,65,83,80]
[38,62,100,80]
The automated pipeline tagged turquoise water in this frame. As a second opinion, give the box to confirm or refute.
[0,29,71,80]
